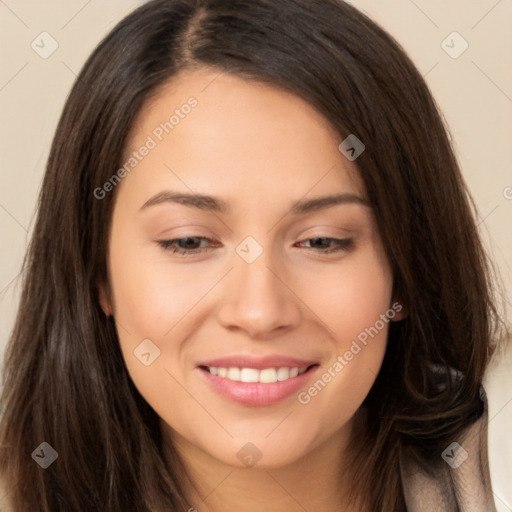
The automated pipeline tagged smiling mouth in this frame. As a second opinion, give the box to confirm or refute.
[199,365,317,384]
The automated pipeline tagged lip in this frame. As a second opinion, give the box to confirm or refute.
[198,355,317,370]
[197,355,319,407]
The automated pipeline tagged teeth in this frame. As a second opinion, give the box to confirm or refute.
[240,368,259,383]
[277,367,290,381]
[227,367,241,381]
[207,366,307,383]
[259,368,277,383]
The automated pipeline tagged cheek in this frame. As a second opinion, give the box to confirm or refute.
[107,249,193,415]
[108,242,214,335]
[295,335,387,451]
[106,239,227,396]
[296,321,390,450]
[303,247,393,343]
[294,248,392,417]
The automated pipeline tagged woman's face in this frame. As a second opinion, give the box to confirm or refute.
[100,67,403,469]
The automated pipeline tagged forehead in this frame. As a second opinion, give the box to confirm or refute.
[118,67,366,208]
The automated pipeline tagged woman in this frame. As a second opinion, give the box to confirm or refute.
[0,0,504,510]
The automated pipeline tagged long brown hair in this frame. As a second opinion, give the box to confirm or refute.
[0,0,505,510]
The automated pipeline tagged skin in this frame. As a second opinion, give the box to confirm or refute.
[99,67,406,512]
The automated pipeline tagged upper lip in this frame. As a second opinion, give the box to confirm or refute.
[198,355,318,370]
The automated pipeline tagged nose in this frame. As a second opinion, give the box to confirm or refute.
[216,253,302,339]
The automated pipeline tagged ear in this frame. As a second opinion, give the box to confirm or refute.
[97,281,113,316]
[390,296,408,322]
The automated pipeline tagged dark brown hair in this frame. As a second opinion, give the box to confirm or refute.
[0,0,504,510]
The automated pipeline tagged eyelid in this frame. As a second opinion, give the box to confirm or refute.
[155,224,218,239]
[157,234,355,257]
[296,224,357,238]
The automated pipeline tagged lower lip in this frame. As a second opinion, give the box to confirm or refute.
[199,366,317,406]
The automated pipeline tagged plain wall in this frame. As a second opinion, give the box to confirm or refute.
[1,1,511,509]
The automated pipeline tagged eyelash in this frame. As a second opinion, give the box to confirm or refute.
[157,236,354,256]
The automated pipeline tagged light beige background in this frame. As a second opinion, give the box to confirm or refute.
[1,0,511,509]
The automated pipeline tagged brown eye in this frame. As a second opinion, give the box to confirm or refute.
[296,237,354,254]
[157,237,219,256]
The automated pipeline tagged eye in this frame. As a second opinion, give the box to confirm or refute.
[157,236,355,257]
[296,237,354,254]
[157,236,219,256]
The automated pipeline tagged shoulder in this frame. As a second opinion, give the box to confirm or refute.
[400,387,497,512]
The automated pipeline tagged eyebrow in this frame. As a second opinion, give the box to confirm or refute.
[139,191,370,214]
